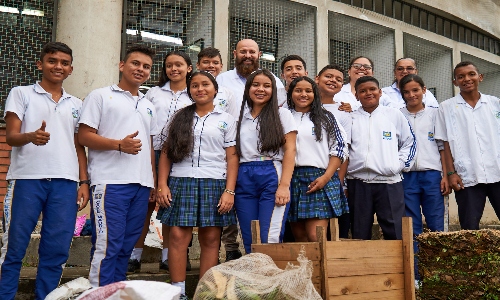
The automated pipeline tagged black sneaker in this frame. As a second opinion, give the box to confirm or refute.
[179,294,189,300]
[126,259,141,274]
[225,250,242,262]
[159,259,169,273]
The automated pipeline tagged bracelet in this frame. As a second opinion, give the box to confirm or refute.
[79,180,91,186]
[224,189,235,195]
[447,170,457,176]
[118,143,122,155]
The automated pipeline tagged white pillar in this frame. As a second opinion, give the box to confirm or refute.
[316,2,329,70]
[55,0,123,99]
[214,0,231,70]
[394,29,404,60]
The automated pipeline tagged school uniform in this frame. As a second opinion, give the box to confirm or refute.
[216,68,287,109]
[214,87,239,119]
[435,93,500,230]
[235,107,297,253]
[146,83,192,151]
[382,82,440,109]
[347,105,416,240]
[334,83,394,111]
[0,83,82,300]
[288,109,349,222]
[156,107,237,227]
[80,85,159,287]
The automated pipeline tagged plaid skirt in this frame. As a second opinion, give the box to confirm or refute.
[288,166,349,222]
[156,177,237,227]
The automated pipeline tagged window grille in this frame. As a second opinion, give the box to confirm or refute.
[404,33,454,102]
[0,0,56,119]
[123,0,214,89]
[228,0,316,81]
[329,12,395,87]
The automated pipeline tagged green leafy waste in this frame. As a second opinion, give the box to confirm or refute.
[417,229,500,299]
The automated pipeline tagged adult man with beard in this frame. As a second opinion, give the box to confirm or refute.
[217,39,286,111]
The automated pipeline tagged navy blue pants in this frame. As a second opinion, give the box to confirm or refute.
[347,179,405,240]
[89,184,150,287]
[0,179,78,300]
[455,181,500,230]
[235,161,289,254]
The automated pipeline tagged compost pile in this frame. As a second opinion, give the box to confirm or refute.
[417,229,500,299]
[194,251,322,300]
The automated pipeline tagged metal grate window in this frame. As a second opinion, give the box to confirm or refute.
[461,53,500,98]
[228,0,316,81]
[0,0,56,119]
[403,33,454,102]
[334,0,500,56]
[329,12,395,87]
[123,0,214,88]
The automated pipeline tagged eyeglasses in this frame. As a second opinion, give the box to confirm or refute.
[396,66,416,72]
[351,63,372,70]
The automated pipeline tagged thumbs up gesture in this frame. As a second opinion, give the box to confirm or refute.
[29,120,50,145]
[119,131,142,155]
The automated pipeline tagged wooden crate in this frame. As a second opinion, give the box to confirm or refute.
[251,217,415,300]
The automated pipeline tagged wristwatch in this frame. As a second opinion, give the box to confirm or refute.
[79,180,91,186]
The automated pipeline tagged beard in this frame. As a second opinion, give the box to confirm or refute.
[235,56,259,78]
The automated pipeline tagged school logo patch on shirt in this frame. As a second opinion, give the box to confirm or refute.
[383,131,392,140]
[217,99,227,108]
[218,121,228,130]
[428,132,435,141]
[312,127,315,136]
[147,108,153,117]
[495,111,500,119]
[72,108,79,118]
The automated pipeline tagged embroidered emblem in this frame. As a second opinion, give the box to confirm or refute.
[218,99,227,108]
[428,131,435,141]
[495,111,500,119]
[72,108,79,118]
[218,121,228,130]
[147,108,153,117]
[383,131,392,140]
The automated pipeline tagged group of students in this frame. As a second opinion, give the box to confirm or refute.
[0,38,499,300]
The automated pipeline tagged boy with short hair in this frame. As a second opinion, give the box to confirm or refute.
[435,61,500,230]
[78,45,159,286]
[347,76,416,240]
[280,55,308,91]
[0,42,89,299]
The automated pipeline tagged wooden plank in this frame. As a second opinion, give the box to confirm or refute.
[327,256,403,277]
[328,273,405,296]
[401,217,416,300]
[251,243,321,261]
[330,218,340,241]
[325,240,402,259]
[329,289,405,299]
[273,260,322,282]
[317,225,328,300]
[251,220,261,244]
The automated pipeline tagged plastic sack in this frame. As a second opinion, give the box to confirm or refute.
[76,280,181,300]
[144,210,163,249]
[74,214,87,236]
[194,247,322,300]
[45,277,92,300]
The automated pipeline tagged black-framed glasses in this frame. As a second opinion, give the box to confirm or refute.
[351,63,372,70]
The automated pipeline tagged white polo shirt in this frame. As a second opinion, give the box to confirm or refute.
[382,82,440,109]
[4,83,82,181]
[80,85,160,188]
[401,107,443,172]
[292,110,348,169]
[323,103,352,143]
[146,82,192,150]
[216,68,287,110]
[239,106,297,163]
[334,83,394,111]
[435,93,500,187]
[347,105,416,183]
[214,87,239,119]
[168,108,236,179]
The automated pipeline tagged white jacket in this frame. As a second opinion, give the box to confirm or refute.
[401,107,443,172]
[347,105,416,183]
